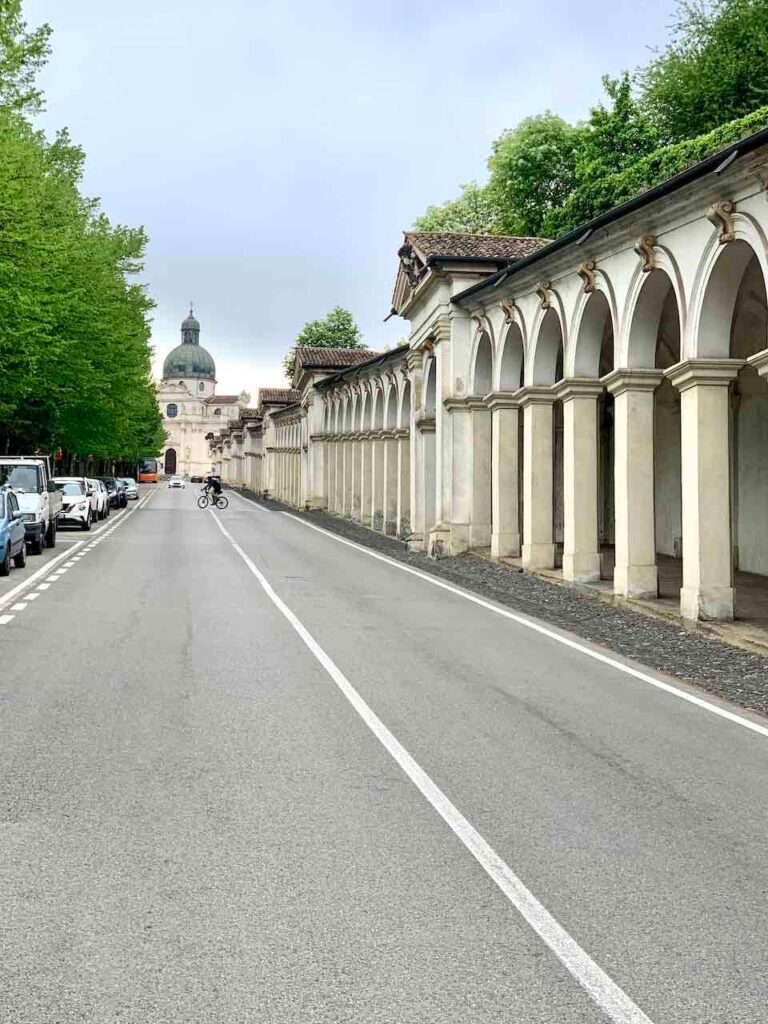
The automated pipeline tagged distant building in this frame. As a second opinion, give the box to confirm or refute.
[156,309,248,477]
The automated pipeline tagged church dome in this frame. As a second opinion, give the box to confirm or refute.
[162,306,216,380]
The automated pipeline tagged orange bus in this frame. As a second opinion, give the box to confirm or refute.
[137,456,159,483]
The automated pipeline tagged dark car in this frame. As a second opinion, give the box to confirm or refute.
[97,476,127,510]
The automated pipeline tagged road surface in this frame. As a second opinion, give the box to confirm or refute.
[1,486,767,1023]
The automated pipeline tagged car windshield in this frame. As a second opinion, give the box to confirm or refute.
[120,478,137,486]
[100,479,115,490]
[0,464,41,494]
[56,481,84,496]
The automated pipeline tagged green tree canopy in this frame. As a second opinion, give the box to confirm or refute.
[0,2,163,465]
[414,182,500,234]
[639,0,768,142]
[284,306,364,381]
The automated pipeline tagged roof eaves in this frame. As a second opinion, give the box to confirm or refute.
[315,343,410,390]
[453,126,768,305]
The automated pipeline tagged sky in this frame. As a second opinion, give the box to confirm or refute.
[26,0,679,395]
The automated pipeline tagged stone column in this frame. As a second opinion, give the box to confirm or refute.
[371,434,385,531]
[395,429,411,539]
[519,387,556,570]
[603,369,663,599]
[360,433,372,525]
[469,398,492,550]
[667,359,743,620]
[554,379,604,582]
[487,393,521,558]
[383,434,398,535]
[343,437,354,517]
[443,399,471,554]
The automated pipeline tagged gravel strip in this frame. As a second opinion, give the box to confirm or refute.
[235,489,768,718]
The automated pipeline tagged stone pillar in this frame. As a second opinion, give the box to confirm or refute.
[487,393,521,558]
[383,434,398,535]
[469,398,492,550]
[360,434,372,525]
[443,399,471,554]
[349,436,360,521]
[554,379,604,582]
[604,369,663,599]
[667,359,743,621]
[371,434,384,531]
[396,430,411,539]
[343,438,354,517]
[519,387,556,570]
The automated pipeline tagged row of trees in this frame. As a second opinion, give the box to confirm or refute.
[416,0,768,239]
[0,1,164,467]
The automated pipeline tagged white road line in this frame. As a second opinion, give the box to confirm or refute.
[228,489,270,513]
[36,583,50,591]
[45,575,62,583]
[0,614,14,625]
[281,511,768,742]
[210,508,654,1024]
[25,593,39,601]
[9,603,26,612]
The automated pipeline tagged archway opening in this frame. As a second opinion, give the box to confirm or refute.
[530,308,565,561]
[469,333,494,549]
[398,380,412,538]
[423,358,437,537]
[164,448,177,475]
[497,323,524,556]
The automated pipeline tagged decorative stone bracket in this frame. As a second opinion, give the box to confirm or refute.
[634,235,657,273]
[706,199,736,244]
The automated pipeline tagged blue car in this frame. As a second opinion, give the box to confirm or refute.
[0,486,27,576]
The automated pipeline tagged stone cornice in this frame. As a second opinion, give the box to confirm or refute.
[602,368,664,396]
[553,377,606,401]
[666,358,745,391]
[415,415,436,433]
[517,385,557,408]
[746,347,768,378]
[485,390,522,411]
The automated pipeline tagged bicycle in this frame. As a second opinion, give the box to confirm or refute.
[197,486,229,510]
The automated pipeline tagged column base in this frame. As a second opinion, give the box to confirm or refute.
[469,523,492,550]
[563,552,601,583]
[428,523,457,559]
[406,531,424,552]
[491,531,520,559]
[614,564,658,600]
[680,585,734,622]
[522,542,555,570]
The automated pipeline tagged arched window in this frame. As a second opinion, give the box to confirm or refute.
[166,403,178,418]
[213,408,221,416]
[198,381,204,392]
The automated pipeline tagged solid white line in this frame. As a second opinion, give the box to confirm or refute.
[209,508,654,1024]
[281,511,768,742]
[228,489,270,513]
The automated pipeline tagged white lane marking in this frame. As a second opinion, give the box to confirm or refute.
[36,583,50,591]
[63,561,76,567]
[0,614,14,625]
[45,575,62,583]
[10,603,27,612]
[25,593,39,601]
[228,489,270,513]
[281,512,768,742]
[210,509,654,1024]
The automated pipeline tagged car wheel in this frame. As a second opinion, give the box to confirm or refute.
[47,520,56,549]
[82,512,91,531]
[0,546,10,576]
[13,542,26,569]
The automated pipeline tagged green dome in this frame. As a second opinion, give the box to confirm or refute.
[162,307,216,380]
[163,343,216,379]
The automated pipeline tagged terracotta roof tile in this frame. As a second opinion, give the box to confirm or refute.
[294,346,380,370]
[205,394,240,404]
[404,231,549,262]
[259,388,301,405]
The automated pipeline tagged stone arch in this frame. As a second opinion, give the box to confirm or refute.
[471,331,493,396]
[569,289,616,378]
[497,322,525,391]
[398,378,412,429]
[384,382,398,430]
[622,251,684,368]
[528,306,564,385]
[371,386,384,430]
[424,357,437,416]
[690,233,768,359]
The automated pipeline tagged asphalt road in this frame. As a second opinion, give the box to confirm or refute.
[1,486,767,1023]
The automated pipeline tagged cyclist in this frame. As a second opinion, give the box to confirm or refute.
[205,472,222,498]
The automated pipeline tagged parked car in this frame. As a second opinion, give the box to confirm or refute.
[0,486,27,575]
[89,478,109,520]
[0,456,62,554]
[53,479,92,530]
[114,479,129,508]
[55,476,100,521]
[168,475,186,489]
[97,476,127,509]
[118,477,139,500]
[190,475,203,483]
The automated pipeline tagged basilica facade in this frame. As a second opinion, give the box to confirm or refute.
[156,310,248,478]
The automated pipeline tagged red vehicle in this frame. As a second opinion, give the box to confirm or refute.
[137,457,158,484]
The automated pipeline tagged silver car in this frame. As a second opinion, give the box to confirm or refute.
[118,477,139,500]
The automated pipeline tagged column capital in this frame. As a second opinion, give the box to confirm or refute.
[517,385,556,409]
[553,377,605,402]
[485,390,522,411]
[746,347,768,379]
[443,397,472,412]
[666,358,745,392]
[602,367,664,396]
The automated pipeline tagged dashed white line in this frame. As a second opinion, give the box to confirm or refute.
[0,614,14,625]
[210,508,655,1024]
[10,603,27,612]
[25,593,39,601]
[36,583,50,591]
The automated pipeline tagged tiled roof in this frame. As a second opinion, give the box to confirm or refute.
[295,346,381,369]
[259,388,301,404]
[404,231,549,262]
[205,394,240,404]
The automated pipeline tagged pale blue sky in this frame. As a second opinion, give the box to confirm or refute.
[26,0,678,393]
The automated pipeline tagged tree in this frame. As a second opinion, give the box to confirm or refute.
[639,0,768,142]
[0,0,51,114]
[283,306,364,381]
[486,113,583,237]
[413,182,501,234]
